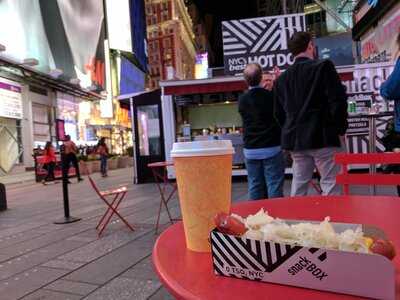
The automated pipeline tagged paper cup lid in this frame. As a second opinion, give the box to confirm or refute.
[171,140,234,157]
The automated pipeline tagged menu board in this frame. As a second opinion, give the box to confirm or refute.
[0,79,22,119]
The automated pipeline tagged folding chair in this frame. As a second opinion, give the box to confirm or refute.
[85,170,134,236]
[310,170,322,194]
[148,161,180,234]
[335,152,400,195]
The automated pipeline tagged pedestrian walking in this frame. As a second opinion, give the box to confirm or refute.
[62,135,83,183]
[42,141,56,184]
[274,31,348,196]
[97,137,109,177]
[239,63,285,200]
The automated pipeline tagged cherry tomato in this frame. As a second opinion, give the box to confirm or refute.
[369,238,396,260]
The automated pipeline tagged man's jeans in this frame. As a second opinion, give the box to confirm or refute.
[100,155,108,175]
[291,147,342,196]
[245,152,285,200]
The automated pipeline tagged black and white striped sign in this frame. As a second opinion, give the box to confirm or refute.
[222,14,305,75]
[211,230,305,278]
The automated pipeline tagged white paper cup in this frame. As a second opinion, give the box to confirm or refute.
[171,140,234,252]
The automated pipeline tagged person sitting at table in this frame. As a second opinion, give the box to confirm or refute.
[238,63,284,200]
[273,31,348,196]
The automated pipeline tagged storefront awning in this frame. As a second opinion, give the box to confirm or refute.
[160,71,354,96]
[160,77,247,96]
[0,56,102,101]
[118,89,161,109]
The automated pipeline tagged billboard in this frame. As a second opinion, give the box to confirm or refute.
[340,63,395,153]
[315,32,354,66]
[222,13,306,75]
[105,0,133,53]
[0,78,22,119]
[0,0,106,91]
[119,57,146,95]
[360,2,400,64]
[195,53,209,79]
[130,0,148,71]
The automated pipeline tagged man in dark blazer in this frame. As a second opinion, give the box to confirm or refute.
[239,63,284,200]
[273,32,348,196]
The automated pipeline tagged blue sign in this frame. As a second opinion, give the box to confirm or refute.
[315,33,354,66]
[368,0,379,7]
[120,56,146,95]
[130,0,148,71]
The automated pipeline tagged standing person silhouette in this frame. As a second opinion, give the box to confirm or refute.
[97,137,109,177]
[62,135,83,183]
[274,31,348,196]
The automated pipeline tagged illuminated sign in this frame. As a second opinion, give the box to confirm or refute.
[222,14,306,75]
[360,2,400,63]
[368,0,379,7]
[195,53,208,79]
[0,78,22,119]
[105,0,133,53]
[100,40,114,118]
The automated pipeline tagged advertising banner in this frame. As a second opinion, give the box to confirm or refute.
[340,63,395,153]
[360,2,400,63]
[0,78,22,119]
[315,32,354,66]
[222,13,305,75]
[0,0,106,91]
[130,0,148,71]
[105,0,132,53]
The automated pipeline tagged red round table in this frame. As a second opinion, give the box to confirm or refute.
[153,196,400,300]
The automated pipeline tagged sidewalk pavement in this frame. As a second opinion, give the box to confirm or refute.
[0,167,397,299]
[0,172,35,186]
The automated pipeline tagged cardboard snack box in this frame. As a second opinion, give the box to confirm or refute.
[210,220,395,300]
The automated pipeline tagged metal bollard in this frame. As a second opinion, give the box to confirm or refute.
[0,183,7,211]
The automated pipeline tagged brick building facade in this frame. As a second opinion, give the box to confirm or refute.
[145,0,196,88]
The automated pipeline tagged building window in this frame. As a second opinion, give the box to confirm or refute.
[161,11,169,22]
[154,40,159,49]
[162,2,168,10]
[163,38,171,48]
[152,16,157,24]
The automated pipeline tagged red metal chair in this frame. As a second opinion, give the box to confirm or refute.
[335,152,400,195]
[147,161,180,234]
[309,170,322,194]
[84,166,134,236]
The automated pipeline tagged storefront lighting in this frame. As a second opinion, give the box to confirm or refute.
[49,68,63,78]
[70,78,81,85]
[22,58,39,66]
[0,44,6,52]
[304,3,322,15]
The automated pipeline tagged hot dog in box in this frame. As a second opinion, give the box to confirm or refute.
[210,209,396,299]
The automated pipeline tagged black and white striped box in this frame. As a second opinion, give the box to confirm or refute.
[210,222,395,299]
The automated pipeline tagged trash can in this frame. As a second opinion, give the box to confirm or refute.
[0,183,7,211]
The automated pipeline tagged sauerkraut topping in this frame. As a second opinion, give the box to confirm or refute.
[242,209,369,253]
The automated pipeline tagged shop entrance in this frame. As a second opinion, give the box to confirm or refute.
[0,118,23,175]
[132,90,165,183]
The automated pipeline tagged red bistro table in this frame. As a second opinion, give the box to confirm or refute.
[148,161,180,233]
[153,196,400,300]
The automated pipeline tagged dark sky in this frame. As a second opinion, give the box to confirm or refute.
[191,0,259,67]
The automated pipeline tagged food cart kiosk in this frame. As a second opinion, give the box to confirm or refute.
[159,62,395,180]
